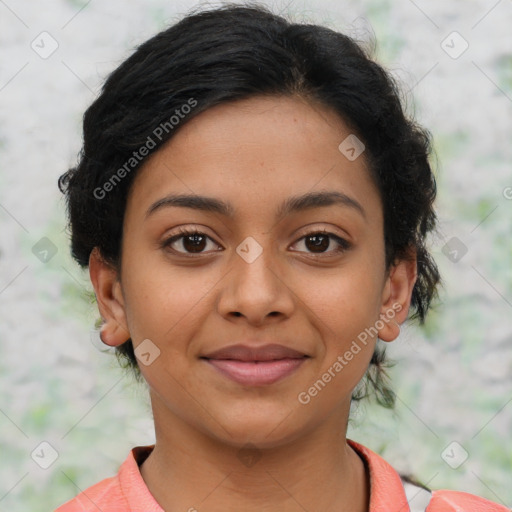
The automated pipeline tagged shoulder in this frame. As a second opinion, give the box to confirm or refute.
[54,445,156,511]
[54,474,125,511]
[428,489,510,512]
[347,439,510,512]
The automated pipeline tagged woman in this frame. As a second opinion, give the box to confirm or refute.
[55,4,509,511]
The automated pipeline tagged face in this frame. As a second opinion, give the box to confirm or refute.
[91,94,415,448]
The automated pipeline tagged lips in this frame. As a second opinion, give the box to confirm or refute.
[203,343,307,362]
[201,343,308,386]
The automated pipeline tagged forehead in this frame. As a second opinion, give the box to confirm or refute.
[125,95,382,226]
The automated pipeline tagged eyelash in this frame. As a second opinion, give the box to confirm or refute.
[161,227,351,257]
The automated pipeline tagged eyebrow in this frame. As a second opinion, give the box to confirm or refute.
[145,190,366,222]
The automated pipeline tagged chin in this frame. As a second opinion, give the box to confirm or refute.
[202,402,314,450]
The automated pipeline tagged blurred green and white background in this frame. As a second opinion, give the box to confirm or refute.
[0,0,511,510]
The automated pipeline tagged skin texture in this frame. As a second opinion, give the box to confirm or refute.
[89,94,417,512]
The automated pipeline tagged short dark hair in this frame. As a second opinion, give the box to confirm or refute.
[58,3,440,407]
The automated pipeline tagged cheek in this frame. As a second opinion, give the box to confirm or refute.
[302,261,383,330]
[299,263,383,379]
[120,250,214,345]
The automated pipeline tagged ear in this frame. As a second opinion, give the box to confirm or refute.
[378,248,418,342]
[89,247,130,347]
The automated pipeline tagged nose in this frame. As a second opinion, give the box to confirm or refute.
[216,237,295,326]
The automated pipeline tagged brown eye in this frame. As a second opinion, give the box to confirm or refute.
[292,231,351,255]
[162,229,220,255]
[304,233,330,252]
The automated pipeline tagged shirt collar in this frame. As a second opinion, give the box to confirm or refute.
[348,439,410,511]
[119,440,410,511]
[118,445,164,511]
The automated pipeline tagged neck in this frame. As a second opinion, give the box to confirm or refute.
[140,396,369,512]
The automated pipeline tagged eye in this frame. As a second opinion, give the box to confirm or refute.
[161,227,351,257]
[290,229,351,255]
[162,228,221,255]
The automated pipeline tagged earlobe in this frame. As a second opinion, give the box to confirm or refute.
[89,248,131,347]
[378,250,417,342]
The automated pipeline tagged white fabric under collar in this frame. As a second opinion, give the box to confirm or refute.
[402,480,432,512]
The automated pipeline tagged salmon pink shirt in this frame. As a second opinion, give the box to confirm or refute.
[55,439,509,511]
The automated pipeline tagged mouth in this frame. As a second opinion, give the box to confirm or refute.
[200,344,309,386]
